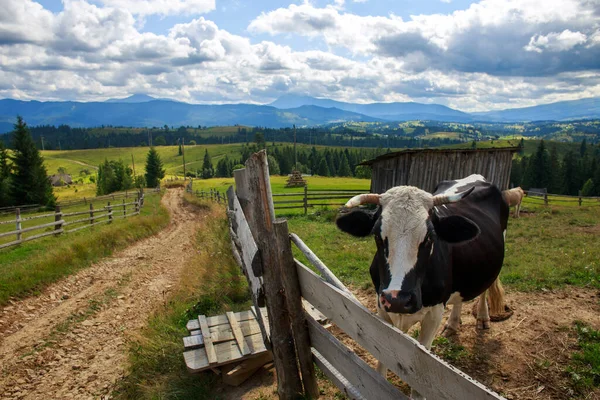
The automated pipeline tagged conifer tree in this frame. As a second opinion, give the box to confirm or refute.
[145,147,165,188]
[337,153,352,176]
[201,149,214,179]
[10,116,55,206]
[0,142,12,207]
[317,159,330,176]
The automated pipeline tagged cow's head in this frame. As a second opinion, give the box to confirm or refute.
[336,186,479,314]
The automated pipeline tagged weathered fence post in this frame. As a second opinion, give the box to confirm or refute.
[54,206,62,235]
[108,202,113,223]
[90,203,94,225]
[122,199,126,217]
[233,153,304,399]
[135,194,140,214]
[544,192,548,206]
[579,190,582,207]
[274,219,320,398]
[15,208,22,241]
[235,150,318,398]
[303,185,308,216]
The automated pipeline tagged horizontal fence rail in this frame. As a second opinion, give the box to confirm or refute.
[522,189,600,207]
[271,186,366,215]
[0,189,154,251]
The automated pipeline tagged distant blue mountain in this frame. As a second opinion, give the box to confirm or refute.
[269,94,473,122]
[473,97,600,122]
[0,99,379,133]
[1,94,598,134]
[105,94,173,103]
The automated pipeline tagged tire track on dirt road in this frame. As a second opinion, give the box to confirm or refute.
[0,189,200,400]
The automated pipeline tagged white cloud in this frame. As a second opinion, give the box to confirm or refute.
[524,29,588,53]
[0,0,598,112]
[98,0,215,17]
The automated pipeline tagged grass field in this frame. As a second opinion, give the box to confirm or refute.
[0,191,169,306]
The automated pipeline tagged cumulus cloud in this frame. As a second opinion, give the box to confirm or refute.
[0,0,599,112]
[98,0,215,17]
[249,0,600,76]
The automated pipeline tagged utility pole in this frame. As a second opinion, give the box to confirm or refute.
[293,124,297,170]
[41,136,45,151]
[182,137,186,178]
[131,153,136,180]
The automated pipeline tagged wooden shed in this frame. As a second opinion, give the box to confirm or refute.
[364,147,519,194]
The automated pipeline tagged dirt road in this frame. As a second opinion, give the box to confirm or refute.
[0,189,198,400]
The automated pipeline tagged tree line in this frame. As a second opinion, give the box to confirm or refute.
[0,123,464,151]
[511,139,600,196]
[96,148,165,195]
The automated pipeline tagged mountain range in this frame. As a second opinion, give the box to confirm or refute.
[0,94,598,133]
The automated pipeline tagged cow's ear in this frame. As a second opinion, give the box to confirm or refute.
[336,208,379,237]
[432,215,480,244]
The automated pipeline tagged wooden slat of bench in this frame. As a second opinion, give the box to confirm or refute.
[186,310,257,331]
[184,333,268,372]
[184,320,265,350]
[199,315,218,364]
[227,311,252,356]
[183,335,204,349]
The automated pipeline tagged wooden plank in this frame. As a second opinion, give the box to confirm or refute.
[222,352,274,386]
[274,220,319,398]
[190,329,201,336]
[312,348,366,400]
[251,306,271,338]
[186,319,200,331]
[290,234,356,299]
[227,311,252,356]
[206,310,256,327]
[302,298,327,323]
[184,333,268,372]
[296,261,505,400]
[199,315,218,365]
[306,314,408,400]
[183,335,204,349]
[234,151,303,399]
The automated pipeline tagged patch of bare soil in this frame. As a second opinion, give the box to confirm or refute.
[218,287,600,400]
[0,189,199,400]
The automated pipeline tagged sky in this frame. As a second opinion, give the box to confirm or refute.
[0,0,599,112]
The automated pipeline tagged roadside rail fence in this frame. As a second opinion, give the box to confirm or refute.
[524,189,600,207]
[225,149,505,400]
[0,189,155,251]
[185,179,227,204]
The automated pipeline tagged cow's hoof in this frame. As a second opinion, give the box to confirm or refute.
[476,318,490,330]
[442,324,458,337]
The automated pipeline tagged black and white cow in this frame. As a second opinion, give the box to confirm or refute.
[336,174,509,397]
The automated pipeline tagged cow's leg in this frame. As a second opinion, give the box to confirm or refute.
[418,304,444,349]
[375,296,392,377]
[443,301,462,337]
[515,200,521,218]
[476,290,491,330]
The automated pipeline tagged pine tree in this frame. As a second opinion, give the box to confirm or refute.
[145,147,165,188]
[337,154,352,176]
[201,149,214,179]
[267,155,280,175]
[0,142,12,207]
[317,159,330,176]
[562,151,578,195]
[10,116,55,207]
[548,145,561,193]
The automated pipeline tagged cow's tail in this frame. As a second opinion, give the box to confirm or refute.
[487,277,506,317]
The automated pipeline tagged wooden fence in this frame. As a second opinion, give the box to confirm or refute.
[0,191,149,250]
[226,149,505,400]
[272,187,365,215]
[523,189,600,207]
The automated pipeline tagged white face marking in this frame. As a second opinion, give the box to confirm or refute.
[440,174,486,195]
[379,186,433,292]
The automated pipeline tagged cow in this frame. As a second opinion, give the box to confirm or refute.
[336,174,509,399]
[503,187,525,218]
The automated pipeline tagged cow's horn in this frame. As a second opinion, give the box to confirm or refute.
[432,186,475,206]
[344,193,381,208]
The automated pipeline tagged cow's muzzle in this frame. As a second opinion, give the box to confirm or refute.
[380,289,421,314]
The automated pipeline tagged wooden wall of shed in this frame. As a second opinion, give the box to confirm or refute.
[370,151,514,193]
